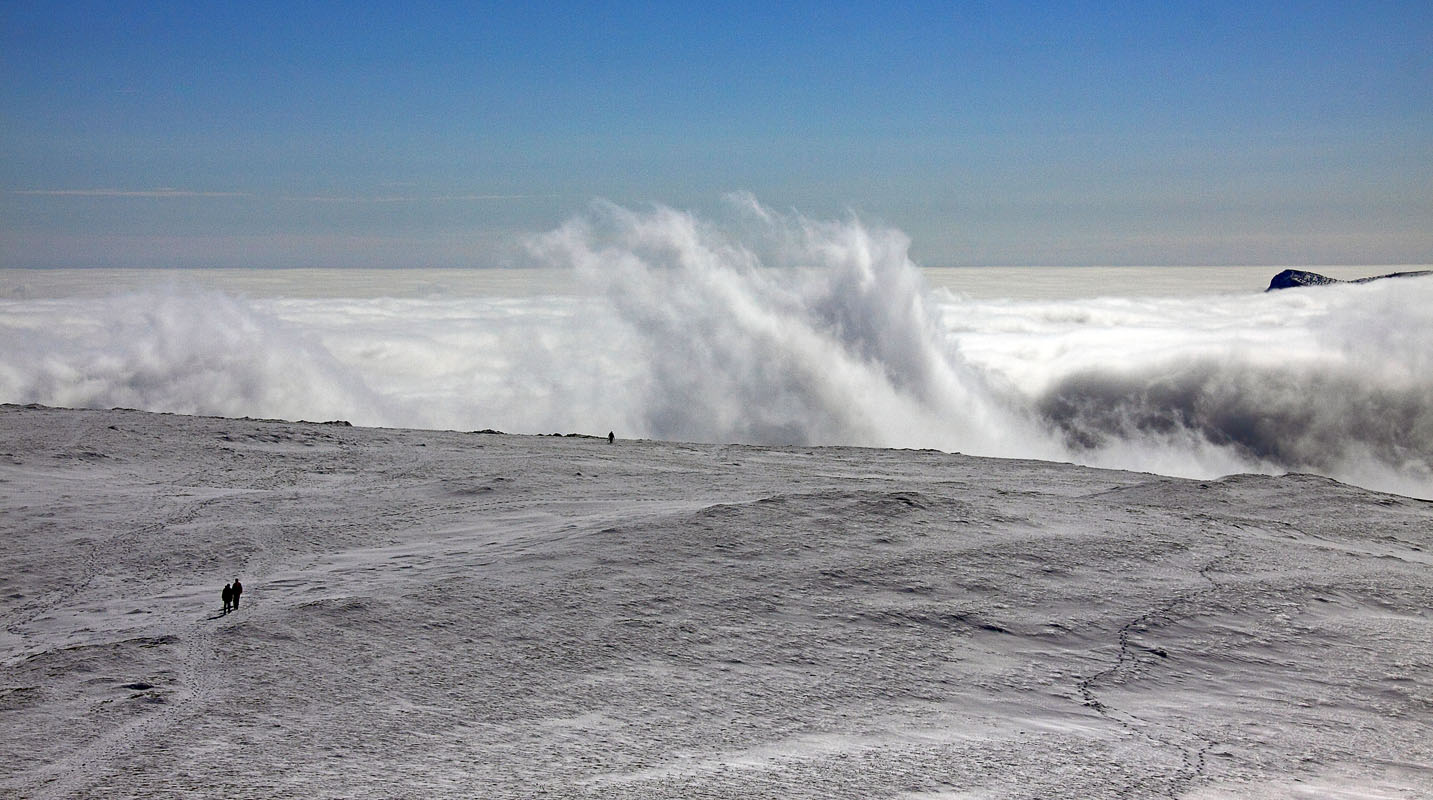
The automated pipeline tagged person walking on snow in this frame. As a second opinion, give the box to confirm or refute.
[231,578,243,610]
[221,583,232,614]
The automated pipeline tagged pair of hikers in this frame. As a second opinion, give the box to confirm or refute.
[221,579,243,614]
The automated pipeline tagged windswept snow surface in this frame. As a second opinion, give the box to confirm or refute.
[2,404,1431,799]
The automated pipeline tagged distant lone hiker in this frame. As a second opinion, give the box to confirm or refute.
[221,583,232,614]
[231,578,243,610]
[608,431,615,444]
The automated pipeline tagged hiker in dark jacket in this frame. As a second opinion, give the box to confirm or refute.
[221,583,232,614]
[231,578,243,610]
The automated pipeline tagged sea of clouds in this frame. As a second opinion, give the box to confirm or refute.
[3,195,1430,497]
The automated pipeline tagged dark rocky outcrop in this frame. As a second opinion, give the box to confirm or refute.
[1267,268,1432,291]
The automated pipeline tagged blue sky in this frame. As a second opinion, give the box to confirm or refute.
[3,1,1430,268]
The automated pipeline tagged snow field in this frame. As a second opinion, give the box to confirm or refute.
[2,405,1431,798]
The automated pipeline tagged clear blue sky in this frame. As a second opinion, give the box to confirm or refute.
[3,1,1430,268]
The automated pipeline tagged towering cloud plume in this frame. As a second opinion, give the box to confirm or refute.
[2,197,1429,497]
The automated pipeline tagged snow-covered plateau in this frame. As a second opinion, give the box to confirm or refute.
[2,403,1430,799]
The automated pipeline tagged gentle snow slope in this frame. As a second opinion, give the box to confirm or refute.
[1,404,1430,799]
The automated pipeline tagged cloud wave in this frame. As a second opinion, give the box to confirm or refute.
[2,197,1430,497]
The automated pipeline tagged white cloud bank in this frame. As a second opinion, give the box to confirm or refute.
[2,197,1430,497]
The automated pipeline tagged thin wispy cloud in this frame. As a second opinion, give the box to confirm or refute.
[292,193,553,203]
[13,188,249,198]
[295,195,417,204]
[436,194,551,202]
[13,189,549,204]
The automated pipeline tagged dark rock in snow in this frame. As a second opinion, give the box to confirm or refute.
[1267,268,1433,291]
[1266,269,1341,290]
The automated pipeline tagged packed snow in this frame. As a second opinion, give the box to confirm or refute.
[2,404,1430,798]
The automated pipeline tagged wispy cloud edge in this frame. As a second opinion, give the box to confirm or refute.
[13,188,250,198]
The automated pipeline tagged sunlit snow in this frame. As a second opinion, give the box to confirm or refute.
[2,405,1430,798]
